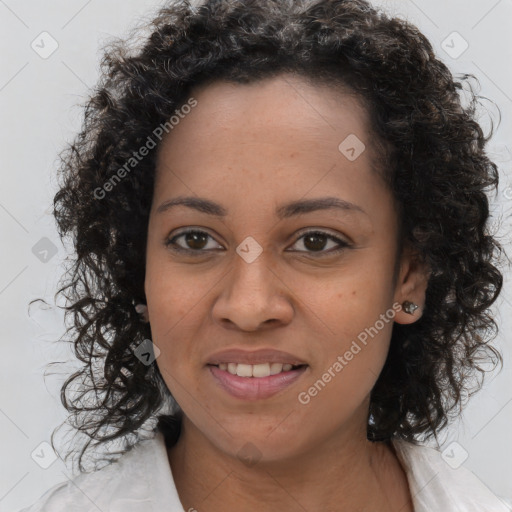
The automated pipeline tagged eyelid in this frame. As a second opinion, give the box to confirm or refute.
[292,227,351,245]
[166,226,351,256]
[286,229,351,256]
[166,227,224,253]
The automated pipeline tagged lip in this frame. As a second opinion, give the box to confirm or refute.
[208,364,308,401]
[206,348,307,366]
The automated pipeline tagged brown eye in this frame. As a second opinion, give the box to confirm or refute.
[303,232,329,251]
[165,228,350,257]
[166,229,222,253]
[289,230,350,256]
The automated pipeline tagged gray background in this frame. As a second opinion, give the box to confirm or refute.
[1,0,511,510]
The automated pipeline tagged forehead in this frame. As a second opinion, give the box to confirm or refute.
[157,73,372,164]
[152,73,388,220]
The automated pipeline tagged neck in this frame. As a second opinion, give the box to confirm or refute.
[166,416,412,512]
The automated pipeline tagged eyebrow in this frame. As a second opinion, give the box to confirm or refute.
[155,195,369,219]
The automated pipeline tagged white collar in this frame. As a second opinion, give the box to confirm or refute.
[38,431,511,512]
[391,437,512,511]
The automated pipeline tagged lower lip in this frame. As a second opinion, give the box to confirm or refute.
[208,365,308,401]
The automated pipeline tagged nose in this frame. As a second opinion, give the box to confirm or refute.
[211,251,294,332]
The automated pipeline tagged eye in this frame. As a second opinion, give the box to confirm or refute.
[165,229,222,254]
[165,228,350,256]
[287,230,350,256]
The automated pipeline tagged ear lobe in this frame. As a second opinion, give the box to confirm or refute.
[393,245,431,325]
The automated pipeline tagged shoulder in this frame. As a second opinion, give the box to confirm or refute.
[16,433,170,512]
[391,438,512,512]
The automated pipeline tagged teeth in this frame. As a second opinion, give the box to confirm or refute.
[270,363,283,375]
[216,362,300,377]
[236,364,253,377]
[252,363,270,378]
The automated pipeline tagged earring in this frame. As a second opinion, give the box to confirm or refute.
[135,303,149,323]
[402,300,419,315]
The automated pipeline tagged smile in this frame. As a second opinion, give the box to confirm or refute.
[207,363,309,400]
[211,362,305,377]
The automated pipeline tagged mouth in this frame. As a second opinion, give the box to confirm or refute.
[207,363,309,400]
[207,362,307,378]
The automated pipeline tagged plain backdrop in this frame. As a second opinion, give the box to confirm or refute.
[1,0,511,510]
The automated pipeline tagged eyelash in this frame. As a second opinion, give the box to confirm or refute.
[165,228,350,257]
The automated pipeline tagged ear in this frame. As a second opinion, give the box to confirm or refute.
[392,243,431,325]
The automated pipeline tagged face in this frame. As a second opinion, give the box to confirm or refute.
[144,73,428,463]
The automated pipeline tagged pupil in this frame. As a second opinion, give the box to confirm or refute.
[304,233,327,251]
[186,232,208,250]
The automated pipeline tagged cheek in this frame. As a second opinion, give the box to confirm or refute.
[145,254,211,329]
[145,270,205,365]
[290,267,395,392]
[293,264,394,340]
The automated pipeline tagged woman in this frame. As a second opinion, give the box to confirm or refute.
[19,0,510,510]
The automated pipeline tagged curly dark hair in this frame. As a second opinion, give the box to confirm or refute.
[45,0,505,473]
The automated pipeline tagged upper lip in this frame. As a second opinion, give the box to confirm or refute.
[206,348,307,366]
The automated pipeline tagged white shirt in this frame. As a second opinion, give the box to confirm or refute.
[17,431,512,512]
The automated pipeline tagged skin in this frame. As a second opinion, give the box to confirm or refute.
[144,73,430,512]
